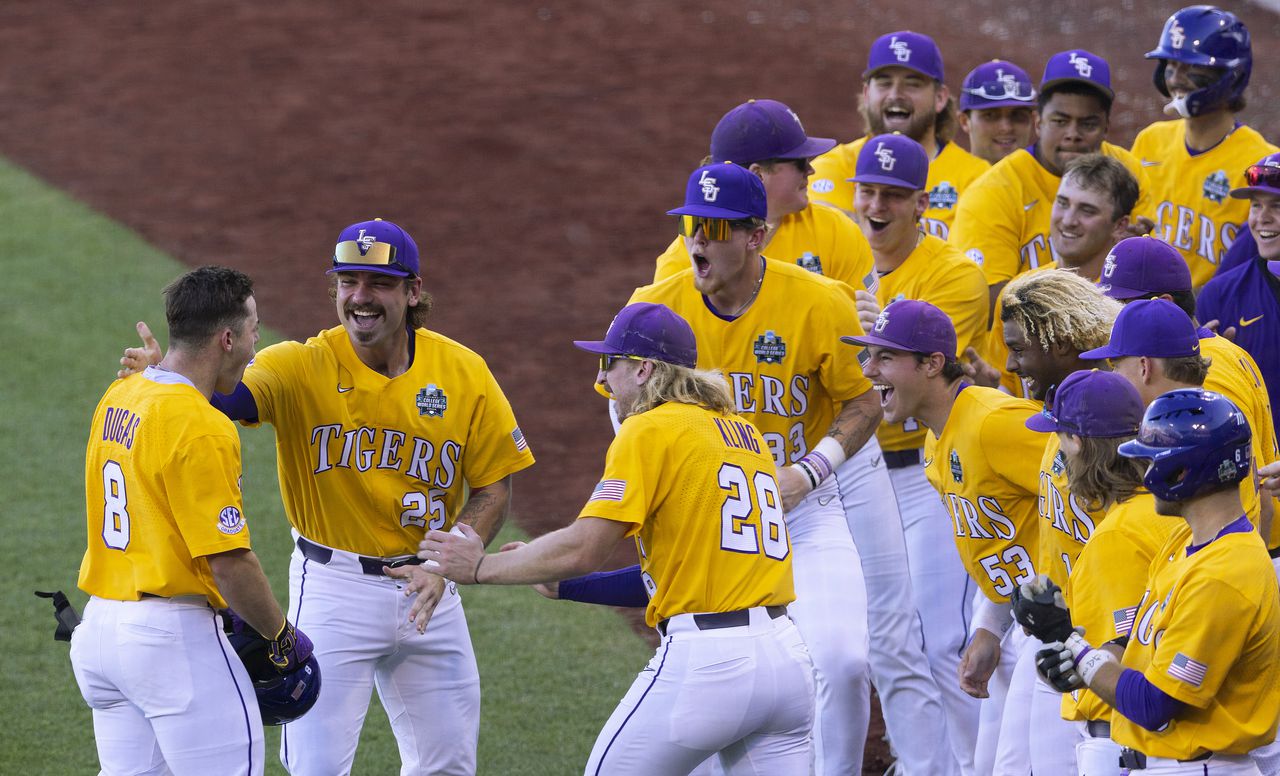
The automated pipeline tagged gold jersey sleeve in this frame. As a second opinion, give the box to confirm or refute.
[872,235,989,450]
[1202,333,1277,531]
[1132,121,1278,288]
[1035,433,1108,586]
[1113,527,1280,758]
[951,143,1152,287]
[1062,491,1185,722]
[578,403,794,628]
[630,261,872,468]
[241,327,536,557]
[78,371,252,607]
[923,386,1046,602]
[810,138,989,239]
[653,204,875,290]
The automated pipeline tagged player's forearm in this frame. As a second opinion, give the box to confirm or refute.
[477,520,617,585]
[456,475,512,546]
[828,389,883,459]
[209,548,286,636]
[1083,658,1124,707]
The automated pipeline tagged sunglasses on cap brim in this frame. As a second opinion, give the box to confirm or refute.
[1244,163,1280,190]
[598,353,646,372]
[675,215,757,241]
[333,240,409,272]
[962,81,1036,102]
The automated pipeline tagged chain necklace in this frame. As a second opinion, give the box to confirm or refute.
[725,257,766,318]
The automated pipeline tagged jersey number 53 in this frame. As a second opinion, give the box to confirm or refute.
[718,463,790,560]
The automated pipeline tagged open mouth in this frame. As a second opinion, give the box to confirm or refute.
[883,105,913,125]
[348,309,383,331]
[866,217,891,235]
[874,382,895,408]
[692,253,711,277]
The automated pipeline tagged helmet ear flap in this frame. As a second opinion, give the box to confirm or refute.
[1152,60,1170,99]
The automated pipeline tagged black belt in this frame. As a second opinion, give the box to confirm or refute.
[1085,719,1110,738]
[657,605,787,637]
[1120,748,1213,769]
[1269,546,1280,559]
[883,448,921,470]
[296,536,424,577]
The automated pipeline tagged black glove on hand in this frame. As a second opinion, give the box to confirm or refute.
[1036,642,1083,692]
[1011,574,1074,643]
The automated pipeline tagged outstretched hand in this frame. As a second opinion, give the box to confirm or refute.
[118,321,162,378]
[418,523,488,583]
[384,565,447,633]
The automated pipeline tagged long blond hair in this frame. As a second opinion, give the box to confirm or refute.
[1001,269,1121,352]
[630,360,736,416]
[1065,435,1146,510]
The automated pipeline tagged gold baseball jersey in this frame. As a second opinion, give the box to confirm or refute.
[1201,333,1275,532]
[1061,490,1186,723]
[578,402,794,628]
[242,326,536,557]
[810,138,990,239]
[923,385,1046,603]
[872,234,989,451]
[654,202,875,292]
[1035,433,1108,587]
[79,369,252,608]
[1112,524,1280,758]
[629,260,871,468]
[1131,121,1277,288]
[950,143,1154,286]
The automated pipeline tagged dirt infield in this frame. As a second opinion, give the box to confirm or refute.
[3,2,1273,771]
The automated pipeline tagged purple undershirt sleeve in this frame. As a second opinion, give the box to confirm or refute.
[556,564,648,607]
[209,382,259,422]
[1115,667,1184,731]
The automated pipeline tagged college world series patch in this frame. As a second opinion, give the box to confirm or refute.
[753,331,787,364]
[950,450,964,483]
[416,384,448,417]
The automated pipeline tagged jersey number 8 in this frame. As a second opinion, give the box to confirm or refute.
[101,460,131,550]
[718,463,789,560]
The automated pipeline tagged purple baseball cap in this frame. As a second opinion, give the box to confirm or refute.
[1098,236,1192,300]
[865,31,945,82]
[573,302,697,369]
[1025,369,1144,437]
[1079,299,1200,360]
[851,134,929,190]
[1230,152,1280,199]
[329,218,420,278]
[667,162,768,220]
[959,60,1037,111]
[840,299,958,359]
[1041,50,1114,102]
[711,99,836,165]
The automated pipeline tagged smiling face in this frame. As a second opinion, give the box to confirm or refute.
[861,344,934,424]
[960,106,1037,164]
[1162,60,1225,102]
[333,271,421,351]
[863,66,947,142]
[1050,176,1125,270]
[854,182,928,259]
[1248,192,1280,261]
[1002,319,1081,402]
[1036,92,1109,176]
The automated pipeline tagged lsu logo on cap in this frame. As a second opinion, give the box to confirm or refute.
[889,35,911,62]
[1169,21,1185,49]
[874,142,897,171]
[873,309,890,333]
[1069,52,1093,78]
[1102,250,1117,278]
[356,229,378,254]
[699,170,720,202]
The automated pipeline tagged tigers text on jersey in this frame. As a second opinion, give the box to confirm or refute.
[1131,121,1277,288]
[79,368,252,607]
[923,385,1046,603]
[1112,524,1280,759]
[1035,433,1107,588]
[810,138,990,239]
[629,260,872,468]
[1061,490,1185,723]
[871,234,989,451]
[949,143,1154,286]
[654,202,875,291]
[578,403,794,628]
[241,326,535,557]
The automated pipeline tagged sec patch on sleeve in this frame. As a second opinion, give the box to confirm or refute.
[217,505,246,535]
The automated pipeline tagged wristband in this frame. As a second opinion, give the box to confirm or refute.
[792,460,820,490]
[1065,632,1115,685]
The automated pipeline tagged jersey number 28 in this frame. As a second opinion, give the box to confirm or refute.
[718,463,789,560]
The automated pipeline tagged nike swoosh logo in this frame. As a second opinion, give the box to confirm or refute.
[1239,315,1264,327]
[1141,160,1162,167]
[1023,200,1038,211]
[871,456,882,468]
[337,385,355,393]
[818,495,837,506]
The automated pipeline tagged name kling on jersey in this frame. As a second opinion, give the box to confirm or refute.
[309,424,461,488]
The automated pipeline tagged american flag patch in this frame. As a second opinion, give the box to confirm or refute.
[1168,653,1208,687]
[511,427,528,452]
[589,479,626,502]
[1112,606,1138,636]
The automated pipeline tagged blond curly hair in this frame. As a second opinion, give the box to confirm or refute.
[1000,269,1121,352]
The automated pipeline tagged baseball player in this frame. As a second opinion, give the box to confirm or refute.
[653,99,874,292]
[950,49,1154,316]
[810,31,990,238]
[979,153,1139,395]
[956,60,1039,166]
[1132,6,1277,289]
[1199,153,1280,446]
[1019,388,1280,774]
[849,132,989,774]
[119,220,536,775]
[1095,235,1279,547]
[394,302,815,775]
[1020,368,1183,775]
[843,299,1045,775]
[74,267,309,776]
[631,161,883,775]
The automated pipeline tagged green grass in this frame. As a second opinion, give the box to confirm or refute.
[0,159,650,774]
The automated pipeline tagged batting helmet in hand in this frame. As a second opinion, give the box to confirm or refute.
[1146,5,1251,116]
[222,611,323,725]
[1117,388,1252,502]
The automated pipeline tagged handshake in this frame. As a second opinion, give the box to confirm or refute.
[1011,574,1118,693]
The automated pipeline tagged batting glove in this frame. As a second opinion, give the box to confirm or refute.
[1011,574,1075,643]
[268,621,314,674]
